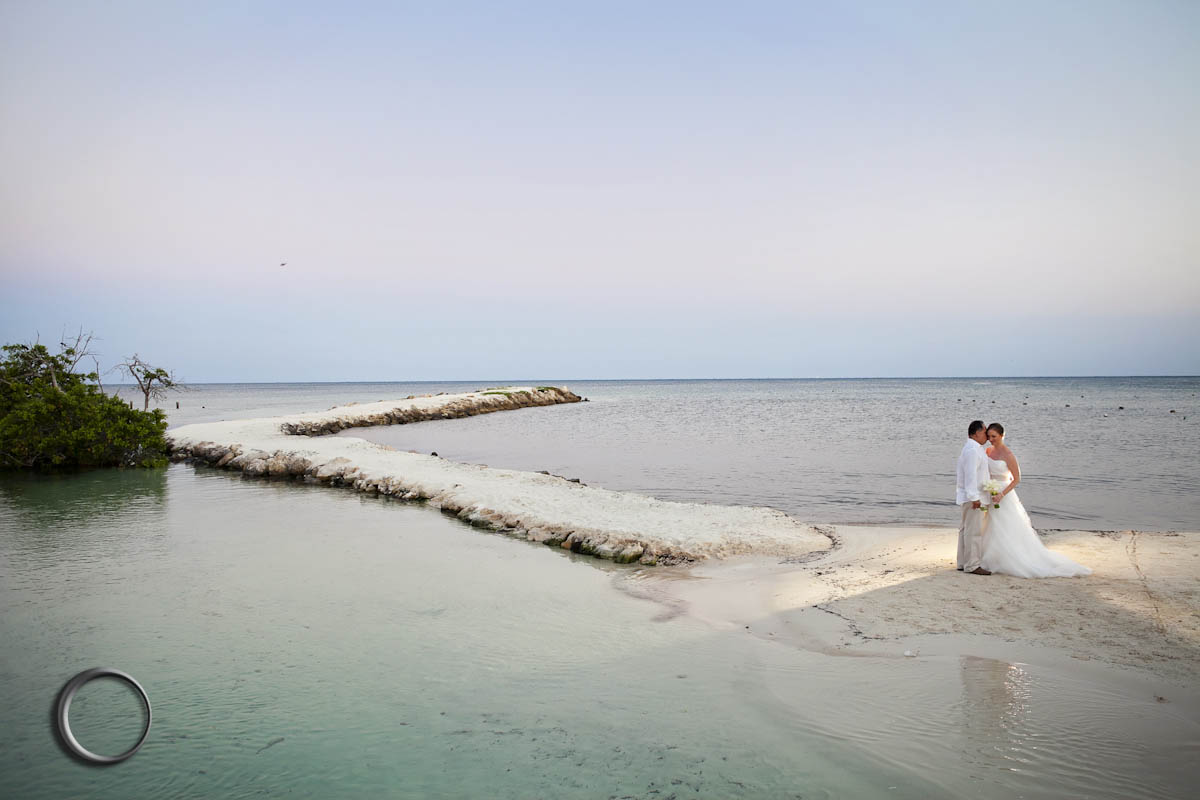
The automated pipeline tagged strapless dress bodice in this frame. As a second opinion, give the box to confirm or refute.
[987,458,1012,480]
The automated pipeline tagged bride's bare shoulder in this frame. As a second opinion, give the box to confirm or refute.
[989,445,1017,463]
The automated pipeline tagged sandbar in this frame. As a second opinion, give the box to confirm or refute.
[641,525,1200,687]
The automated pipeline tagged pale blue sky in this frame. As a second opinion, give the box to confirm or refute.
[2,1,1198,380]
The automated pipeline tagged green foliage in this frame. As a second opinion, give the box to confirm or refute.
[0,342,169,469]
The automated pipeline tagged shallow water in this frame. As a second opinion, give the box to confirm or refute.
[2,466,1196,798]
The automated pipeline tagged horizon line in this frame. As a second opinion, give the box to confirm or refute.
[105,374,1200,386]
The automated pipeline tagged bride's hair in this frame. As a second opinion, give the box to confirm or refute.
[987,422,1005,436]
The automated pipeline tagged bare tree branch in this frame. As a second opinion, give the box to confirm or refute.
[118,354,182,411]
[59,327,99,374]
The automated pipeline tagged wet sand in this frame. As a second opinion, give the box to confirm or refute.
[637,526,1200,690]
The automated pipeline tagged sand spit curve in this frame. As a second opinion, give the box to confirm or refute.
[166,387,831,565]
[655,525,1200,685]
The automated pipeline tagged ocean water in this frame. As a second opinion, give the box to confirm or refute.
[1,466,1196,799]
[124,377,1199,531]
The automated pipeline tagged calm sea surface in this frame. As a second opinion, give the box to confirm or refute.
[130,377,1200,530]
[1,466,1196,799]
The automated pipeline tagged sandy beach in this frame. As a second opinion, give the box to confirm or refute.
[643,525,1200,690]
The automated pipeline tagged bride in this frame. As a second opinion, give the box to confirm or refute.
[979,423,1092,578]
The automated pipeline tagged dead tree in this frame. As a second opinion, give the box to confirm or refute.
[118,354,180,411]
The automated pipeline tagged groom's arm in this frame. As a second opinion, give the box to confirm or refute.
[958,451,982,503]
[972,449,989,502]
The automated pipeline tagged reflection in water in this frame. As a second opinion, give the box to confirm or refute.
[948,654,1198,799]
[0,469,167,529]
[960,656,1035,776]
[0,468,168,578]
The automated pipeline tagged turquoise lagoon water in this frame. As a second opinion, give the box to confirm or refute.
[2,465,1198,799]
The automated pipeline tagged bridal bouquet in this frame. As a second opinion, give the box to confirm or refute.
[981,480,1005,510]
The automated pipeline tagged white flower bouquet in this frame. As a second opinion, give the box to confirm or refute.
[981,479,1005,511]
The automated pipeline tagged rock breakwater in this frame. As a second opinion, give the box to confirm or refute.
[167,387,829,565]
[280,386,581,435]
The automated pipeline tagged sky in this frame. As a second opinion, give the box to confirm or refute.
[2,0,1198,381]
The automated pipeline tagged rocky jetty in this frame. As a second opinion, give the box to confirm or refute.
[167,387,829,565]
[279,386,582,436]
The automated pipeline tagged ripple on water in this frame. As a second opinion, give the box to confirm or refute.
[751,652,1198,800]
[2,462,1198,799]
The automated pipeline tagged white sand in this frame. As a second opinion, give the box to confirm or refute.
[166,388,830,563]
[650,525,1200,684]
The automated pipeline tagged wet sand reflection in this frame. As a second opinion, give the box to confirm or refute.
[960,655,1036,778]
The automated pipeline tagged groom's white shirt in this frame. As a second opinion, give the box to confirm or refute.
[956,440,989,504]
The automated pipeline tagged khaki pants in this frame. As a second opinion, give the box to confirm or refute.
[958,501,989,571]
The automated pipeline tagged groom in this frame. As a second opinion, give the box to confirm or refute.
[956,420,992,575]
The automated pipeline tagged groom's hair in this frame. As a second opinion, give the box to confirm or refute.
[968,420,985,436]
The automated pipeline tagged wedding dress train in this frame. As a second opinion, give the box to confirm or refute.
[978,459,1091,578]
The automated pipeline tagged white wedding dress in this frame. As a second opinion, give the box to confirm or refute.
[979,459,1092,578]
